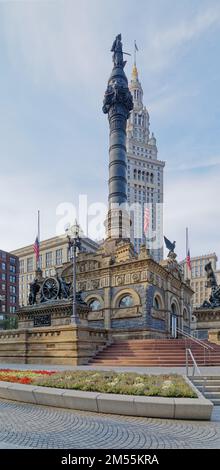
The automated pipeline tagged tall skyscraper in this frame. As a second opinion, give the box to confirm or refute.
[126,63,165,261]
[0,250,19,329]
[180,252,220,308]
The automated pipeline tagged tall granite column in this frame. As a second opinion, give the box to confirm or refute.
[103,34,133,239]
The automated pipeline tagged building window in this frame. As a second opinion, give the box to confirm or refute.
[27,257,33,273]
[1,283,5,291]
[9,275,16,283]
[10,296,16,304]
[119,295,133,308]
[1,263,6,270]
[1,273,6,281]
[154,296,162,310]
[89,299,102,311]
[1,304,5,313]
[39,254,43,269]
[10,285,16,294]
[56,249,63,266]
[19,260,24,274]
[10,257,16,265]
[46,252,53,268]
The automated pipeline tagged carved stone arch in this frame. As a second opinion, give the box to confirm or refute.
[183,306,189,321]
[112,288,141,309]
[153,292,165,310]
[170,297,180,315]
[84,293,104,310]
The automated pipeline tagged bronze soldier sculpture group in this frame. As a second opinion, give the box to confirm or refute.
[29,274,72,305]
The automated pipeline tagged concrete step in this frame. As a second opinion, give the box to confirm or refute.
[197,386,220,392]
[90,339,220,367]
[204,392,220,398]
[94,351,220,356]
[194,381,220,392]
[192,376,220,380]
[211,399,220,405]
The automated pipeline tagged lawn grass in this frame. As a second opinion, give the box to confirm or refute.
[32,371,197,398]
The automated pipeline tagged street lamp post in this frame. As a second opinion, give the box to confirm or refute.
[66,221,81,325]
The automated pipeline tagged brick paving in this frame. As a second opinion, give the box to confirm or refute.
[0,399,219,449]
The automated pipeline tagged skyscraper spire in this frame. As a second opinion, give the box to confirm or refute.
[132,40,139,79]
[126,49,165,261]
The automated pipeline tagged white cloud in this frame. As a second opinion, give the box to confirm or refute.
[0,0,219,260]
[2,1,220,88]
[170,156,220,171]
[148,88,199,118]
[164,168,220,261]
[1,1,110,91]
[143,4,220,71]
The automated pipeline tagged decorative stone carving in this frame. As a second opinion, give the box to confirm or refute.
[91,279,100,289]
[151,309,166,321]
[78,281,87,291]
[116,275,125,285]
[131,272,141,283]
[148,272,154,283]
[111,306,141,319]
[88,311,104,321]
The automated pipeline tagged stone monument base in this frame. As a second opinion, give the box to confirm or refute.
[0,299,110,365]
[194,306,220,345]
[194,306,220,331]
[0,324,110,365]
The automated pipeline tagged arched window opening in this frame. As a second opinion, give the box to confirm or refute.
[119,295,133,308]
[89,299,102,311]
[171,303,176,314]
[154,296,161,310]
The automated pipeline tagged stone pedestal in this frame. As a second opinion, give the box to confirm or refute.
[0,300,111,365]
[194,306,220,331]
[208,329,220,345]
[0,324,110,365]
[17,299,89,329]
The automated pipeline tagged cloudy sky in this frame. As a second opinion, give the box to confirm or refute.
[0,0,220,262]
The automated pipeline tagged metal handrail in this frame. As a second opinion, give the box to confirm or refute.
[176,327,214,351]
[185,348,201,377]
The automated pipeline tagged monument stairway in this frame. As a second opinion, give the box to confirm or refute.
[90,339,220,367]
[191,376,220,405]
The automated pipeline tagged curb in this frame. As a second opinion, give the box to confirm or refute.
[0,380,213,420]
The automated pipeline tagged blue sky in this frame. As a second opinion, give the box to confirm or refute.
[0,0,220,262]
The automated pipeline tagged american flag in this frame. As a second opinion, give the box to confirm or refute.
[33,236,40,261]
[144,207,150,234]
[186,248,191,271]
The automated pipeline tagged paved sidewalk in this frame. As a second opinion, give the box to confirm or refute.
[0,363,220,375]
[0,399,219,449]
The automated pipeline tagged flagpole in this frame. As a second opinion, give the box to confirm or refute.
[186,227,188,256]
[37,210,40,270]
[186,227,188,279]
[134,40,138,66]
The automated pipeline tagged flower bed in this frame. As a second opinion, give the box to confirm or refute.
[33,371,196,398]
[0,369,197,398]
[0,369,55,385]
